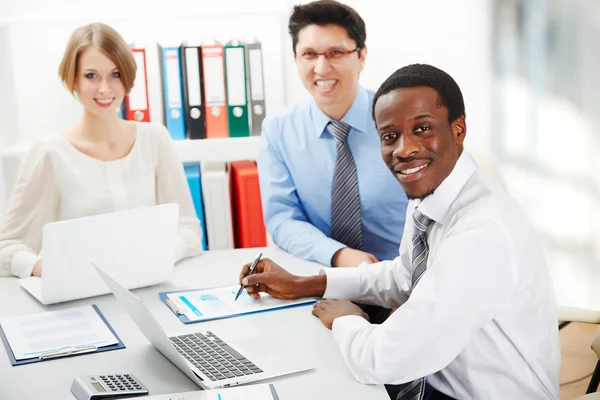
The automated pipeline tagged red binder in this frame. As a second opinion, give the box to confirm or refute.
[125,47,151,122]
[230,160,266,248]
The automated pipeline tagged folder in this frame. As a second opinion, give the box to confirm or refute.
[180,44,206,140]
[200,161,234,249]
[201,44,228,138]
[245,41,266,136]
[224,41,251,137]
[159,45,186,140]
[184,162,208,250]
[230,160,266,248]
[0,304,125,366]
[125,47,151,122]
[159,285,315,324]
[137,383,280,399]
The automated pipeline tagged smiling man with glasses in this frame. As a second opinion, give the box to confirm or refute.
[257,0,408,332]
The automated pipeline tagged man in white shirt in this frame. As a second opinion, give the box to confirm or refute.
[240,64,560,399]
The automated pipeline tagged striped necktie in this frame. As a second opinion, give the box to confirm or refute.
[329,121,363,250]
[396,207,434,400]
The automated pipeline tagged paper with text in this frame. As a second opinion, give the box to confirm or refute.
[166,285,315,322]
[1,305,118,360]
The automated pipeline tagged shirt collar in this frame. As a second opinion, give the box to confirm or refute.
[311,85,370,138]
[414,151,477,225]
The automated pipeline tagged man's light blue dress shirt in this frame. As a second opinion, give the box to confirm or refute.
[257,86,408,266]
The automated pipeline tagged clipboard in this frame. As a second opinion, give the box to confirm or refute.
[0,304,125,366]
[159,287,316,324]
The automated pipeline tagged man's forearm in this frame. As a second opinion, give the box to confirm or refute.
[273,220,345,266]
[294,274,327,298]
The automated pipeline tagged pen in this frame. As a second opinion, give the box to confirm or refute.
[234,252,263,301]
[39,344,98,360]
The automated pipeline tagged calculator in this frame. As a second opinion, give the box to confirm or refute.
[70,373,149,399]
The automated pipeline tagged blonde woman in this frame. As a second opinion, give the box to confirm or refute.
[0,23,202,278]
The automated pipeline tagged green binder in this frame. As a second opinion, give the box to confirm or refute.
[224,40,251,137]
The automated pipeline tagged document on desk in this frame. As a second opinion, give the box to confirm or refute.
[124,383,280,399]
[161,285,315,323]
[0,305,119,361]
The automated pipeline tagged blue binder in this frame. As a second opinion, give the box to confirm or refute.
[184,162,208,250]
[0,304,125,366]
[160,45,186,140]
[117,101,126,119]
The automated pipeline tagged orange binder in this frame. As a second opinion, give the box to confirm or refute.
[201,44,228,138]
[230,160,267,248]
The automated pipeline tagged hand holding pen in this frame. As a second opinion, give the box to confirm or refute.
[237,256,310,300]
[234,252,263,301]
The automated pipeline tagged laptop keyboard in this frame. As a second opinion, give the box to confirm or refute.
[170,331,263,381]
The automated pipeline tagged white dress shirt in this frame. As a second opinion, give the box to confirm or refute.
[323,151,560,399]
[0,122,203,278]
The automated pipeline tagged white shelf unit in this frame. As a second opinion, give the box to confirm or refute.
[174,137,261,163]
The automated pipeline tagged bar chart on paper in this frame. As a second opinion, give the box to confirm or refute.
[160,285,315,323]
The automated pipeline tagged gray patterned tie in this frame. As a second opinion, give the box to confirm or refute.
[396,207,434,400]
[329,121,363,250]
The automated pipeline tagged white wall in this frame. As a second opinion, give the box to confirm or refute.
[1,0,287,21]
[0,2,7,19]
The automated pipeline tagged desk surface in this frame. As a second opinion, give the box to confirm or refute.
[0,247,388,400]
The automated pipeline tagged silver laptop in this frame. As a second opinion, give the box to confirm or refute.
[91,261,314,390]
[19,204,178,305]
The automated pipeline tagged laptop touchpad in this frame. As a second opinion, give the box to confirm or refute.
[234,336,285,358]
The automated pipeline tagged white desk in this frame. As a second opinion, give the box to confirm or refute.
[0,247,388,400]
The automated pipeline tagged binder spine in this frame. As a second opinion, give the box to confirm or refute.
[125,48,151,122]
[201,45,228,138]
[184,162,208,250]
[224,44,250,138]
[181,45,207,140]
[246,42,266,136]
[201,161,234,250]
[230,160,267,248]
[160,46,186,140]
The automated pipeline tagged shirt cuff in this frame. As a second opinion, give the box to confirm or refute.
[322,267,362,299]
[174,230,203,264]
[312,237,346,266]
[11,251,42,278]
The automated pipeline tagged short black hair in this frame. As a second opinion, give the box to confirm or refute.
[372,64,466,123]
[288,0,366,55]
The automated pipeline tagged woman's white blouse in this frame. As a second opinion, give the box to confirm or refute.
[0,122,203,277]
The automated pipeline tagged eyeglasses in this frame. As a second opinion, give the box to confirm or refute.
[297,47,360,62]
